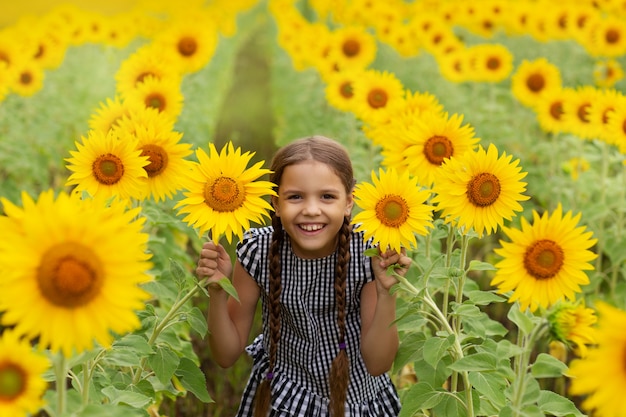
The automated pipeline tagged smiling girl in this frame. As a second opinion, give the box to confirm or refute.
[196,135,409,416]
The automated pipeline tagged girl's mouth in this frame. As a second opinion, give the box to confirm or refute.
[299,223,325,232]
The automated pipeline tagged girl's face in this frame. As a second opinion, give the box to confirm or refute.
[273,160,353,259]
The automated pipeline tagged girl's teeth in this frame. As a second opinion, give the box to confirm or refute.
[301,224,322,231]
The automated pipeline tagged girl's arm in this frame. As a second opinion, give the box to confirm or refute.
[197,242,260,368]
[360,248,410,376]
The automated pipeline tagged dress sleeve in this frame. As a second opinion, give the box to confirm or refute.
[235,227,271,286]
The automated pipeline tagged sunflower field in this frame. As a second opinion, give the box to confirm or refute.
[1,0,626,416]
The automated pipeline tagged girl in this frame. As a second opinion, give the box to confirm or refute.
[196,136,410,416]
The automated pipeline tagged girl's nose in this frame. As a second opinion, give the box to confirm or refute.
[302,199,321,215]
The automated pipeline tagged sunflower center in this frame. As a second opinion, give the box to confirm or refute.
[550,101,564,120]
[375,195,409,227]
[606,29,619,44]
[0,362,26,400]
[204,176,246,212]
[423,135,453,166]
[342,39,361,57]
[145,93,166,112]
[178,36,198,57]
[37,242,105,308]
[20,71,33,86]
[526,73,545,93]
[466,172,501,207]
[367,88,388,109]
[140,144,168,177]
[92,153,124,185]
[487,56,501,70]
[577,103,591,123]
[523,239,565,279]
[340,81,353,99]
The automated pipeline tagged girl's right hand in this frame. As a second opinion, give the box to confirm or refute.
[196,241,233,287]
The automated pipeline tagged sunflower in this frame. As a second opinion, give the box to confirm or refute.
[175,141,276,244]
[535,87,574,135]
[152,12,219,74]
[467,43,513,83]
[121,74,184,121]
[511,57,563,109]
[65,129,149,201]
[350,69,406,125]
[352,167,433,253]
[328,25,377,70]
[585,88,621,143]
[605,95,626,152]
[10,59,45,97]
[548,300,596,358]
[117,120,193,202]
[0,330,49,416]
[323,67,362,113]
[490,204,597,312]
[381,111,480,186]
[115,44,183,94]
[593,59,624,88]
[561,85,601,140]
[568,302,626,417]
[0,190,153,356]
[588,15,626,58]
[363,91,444,146]
[431,143,529,238]
[88,95,137,134]
[437,49,470,83]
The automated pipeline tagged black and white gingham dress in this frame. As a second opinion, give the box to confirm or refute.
[234,226,401,417]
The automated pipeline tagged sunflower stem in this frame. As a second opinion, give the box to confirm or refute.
[594,140,609,277]
[54,352,68,417]
[397,274,474,417]
[132,277,208,385]
[82,360,91,405]
[442,225,456,318]
[511,316,549,416]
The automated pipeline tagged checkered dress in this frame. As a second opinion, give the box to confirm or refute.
[234,226,401,416]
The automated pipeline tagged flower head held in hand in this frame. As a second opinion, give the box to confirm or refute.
[352,167,433,252]
[175,141,277,244]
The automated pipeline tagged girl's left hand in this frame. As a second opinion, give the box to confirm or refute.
[371,247,412,293]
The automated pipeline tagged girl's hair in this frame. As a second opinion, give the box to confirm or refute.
[253,136,354,417]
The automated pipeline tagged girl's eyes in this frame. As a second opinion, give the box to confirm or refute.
[284,194,337,200]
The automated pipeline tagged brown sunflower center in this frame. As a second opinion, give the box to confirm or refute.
[340,81,353,99]
[37,242,104,308]
[486,56,501,71]
[178,36,198,57]
[204,176,245,212]
[0,362,26,400]
[342,39,361,57]
[92,153,124,185]
[375,195,409,227]
[145,93,166,112]
[577,103,591,123]
[140,144,168,177]
[523,239,564,279]
[550,100,564,121]
[606,28,620,44]
[423,135,453,166]
[20,71,33,86]
[526,73,545,93]
[466,172,501,207]
[367,88,388,109]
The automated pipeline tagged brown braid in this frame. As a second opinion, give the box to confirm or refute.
[329,216,351,417]
[253,214,283,417]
